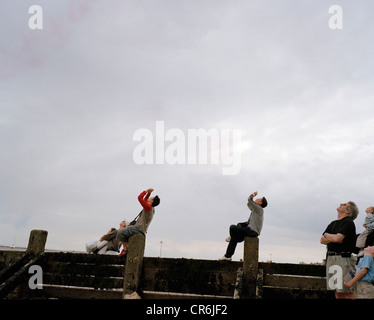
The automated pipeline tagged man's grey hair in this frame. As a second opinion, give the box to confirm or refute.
[347,201,359,220]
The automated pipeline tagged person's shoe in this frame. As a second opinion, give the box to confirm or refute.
[225,237,231,242]
[118,249,128,257]
[219,256,232,261]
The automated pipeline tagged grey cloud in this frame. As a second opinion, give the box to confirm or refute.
[1,1,374,262]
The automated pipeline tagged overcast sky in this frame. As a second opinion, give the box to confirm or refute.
[1,1,374,263]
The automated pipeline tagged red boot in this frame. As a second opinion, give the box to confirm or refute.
[118,249,128,257]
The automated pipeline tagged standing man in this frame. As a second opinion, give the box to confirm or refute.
[220,191,267,261]
[320,201,358,299]
[117,188,160,257]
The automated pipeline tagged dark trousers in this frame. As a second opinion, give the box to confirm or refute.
[225,224,258,258]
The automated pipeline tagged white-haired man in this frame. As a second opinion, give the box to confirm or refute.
[321,201,358,299]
